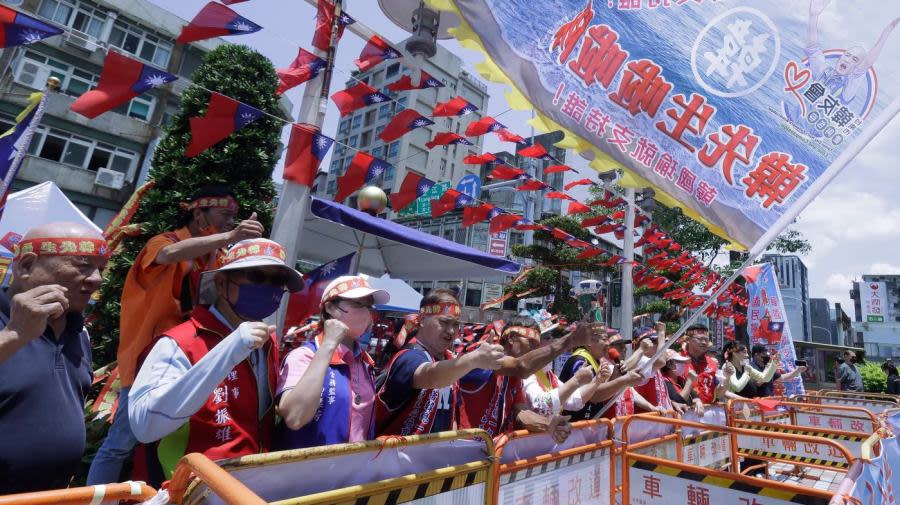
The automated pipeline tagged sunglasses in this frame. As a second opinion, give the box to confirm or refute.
[233,269,290,287]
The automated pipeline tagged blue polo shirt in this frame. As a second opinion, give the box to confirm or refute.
[0,290,93,493]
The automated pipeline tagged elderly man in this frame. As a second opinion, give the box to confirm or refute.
[0,222,108,493]
[128,238,302,486]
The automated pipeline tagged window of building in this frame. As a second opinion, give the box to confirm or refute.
[384,164,394,184]
[338,119,350,135]
[360,130,372,148]
[70,2,106,38]
[378,104,391,120]
[371,70,383,87]
[351,115,362,130]
[388,141,400,159]
[327,179,336,194]
[509,232,525,248]
[125,93,153,121]
[109,19,172,67]
[28,126,138,176]
[465,282,483,307]
[386,63,400,79]
[374,124,386,140]
[178,47,205,78]
[348,135,358,148]
[364,108,376,127]
[439,159,447,178]
[38,0,75,25]
[330,159,341,172]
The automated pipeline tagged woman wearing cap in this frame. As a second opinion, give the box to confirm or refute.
[128,238,302,484]
[661,350,704,416]
[276,275,389,449]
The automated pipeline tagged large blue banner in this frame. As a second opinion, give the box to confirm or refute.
[743,263,804,396]
[435,0,900,249]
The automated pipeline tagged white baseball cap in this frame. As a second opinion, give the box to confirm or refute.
[199,239,304,303]
[320,275,390,307]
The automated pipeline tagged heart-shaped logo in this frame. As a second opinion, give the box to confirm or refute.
[783,61,811,92]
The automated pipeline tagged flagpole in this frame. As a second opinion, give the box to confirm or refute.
[620,187,636,341]
[269,0,345,333]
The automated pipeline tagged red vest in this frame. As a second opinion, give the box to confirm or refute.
[679,351,718,404]
[457,374,524,437]
[156,307,277,466]
[375,341,456,436]
[633,371,671,411]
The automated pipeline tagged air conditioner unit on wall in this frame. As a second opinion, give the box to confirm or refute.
[94,168,124,190]
[64,31,99,52]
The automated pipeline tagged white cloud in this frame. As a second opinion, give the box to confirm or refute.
[870,263,900,275]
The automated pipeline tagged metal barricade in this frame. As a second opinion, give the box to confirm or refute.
[794,393,899,415]
[621,414,850,505]
[818,390,900,404]
[727,399,882,439]
[168,430,495,505]
[493,419,615,505]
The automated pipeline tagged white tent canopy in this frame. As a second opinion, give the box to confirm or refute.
[360,273,422,313]
[0,181,101,255]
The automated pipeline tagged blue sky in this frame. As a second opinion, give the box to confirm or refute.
[148,0,900,316]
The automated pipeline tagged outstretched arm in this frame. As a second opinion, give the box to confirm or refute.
[807,0,831,47]
[862,17,900,70]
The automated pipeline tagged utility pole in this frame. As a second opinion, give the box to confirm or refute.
[620,187,636,340]
[269,1,344,331]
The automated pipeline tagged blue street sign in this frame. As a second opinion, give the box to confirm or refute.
[456,173,482,200]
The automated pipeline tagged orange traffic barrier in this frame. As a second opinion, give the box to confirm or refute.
[620,414,851,504]
[726,398,881,433]
[0,482,156,505]
[168,453,266,505]
[792,393,899,415]
[493,419,616,504]
[818,390,900,403]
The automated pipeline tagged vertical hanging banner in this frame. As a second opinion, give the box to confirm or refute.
[743,263,804,396]
[429,0,900,250]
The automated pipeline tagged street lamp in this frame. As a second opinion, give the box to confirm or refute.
[811,324,833,343]
[378,1,461,85]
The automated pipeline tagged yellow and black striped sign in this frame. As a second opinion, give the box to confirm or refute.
[499,447,609,485]
[333,468,489,505]
[682,431,724,445]
[734,424,861,469]
[629,459,830,504]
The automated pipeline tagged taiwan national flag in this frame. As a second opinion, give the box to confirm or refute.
[544,165,572,174]
[276,48,326,95]
[390,172,435,211]
[546,191,574,200]
[463,204,496,227]
[386,71,444,92]
[518,143,551,160]
[463,152,497,165]
[71,52,177,119]
[516,178,549,191]
[335,152,392,202]
[0,5,61,48]
[380,108,433,143]
[432,96,478,117]
[567,201,592,215]
[565,178,594,191]
[312,0,355,52]
[331,82,390,115]
[285,252,355,330]
[431,189,474,218]
[426,132,473,149]
[488,165,525,180]
[283,124,333,186]
[176,2,261,44]
[355,35,401,72]
[495,129,526,144]
[185,92,262,157]
[390,172,434,212]
[465,116,506,137]
[490,213,523,235]
[0,91,46,221]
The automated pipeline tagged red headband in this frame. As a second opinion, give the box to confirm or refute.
[421,302,461,317]
[501,326,540,341]
[13,237,110,260]
[180,196,238,212]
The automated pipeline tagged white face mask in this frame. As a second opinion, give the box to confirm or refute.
[673,363,687,376]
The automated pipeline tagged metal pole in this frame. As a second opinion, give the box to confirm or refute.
[269,0,345,332]
[620,187,636,339]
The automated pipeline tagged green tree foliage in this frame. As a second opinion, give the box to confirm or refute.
[860,362,887,393]
[80,45,285,480]
[509,215,616,322]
